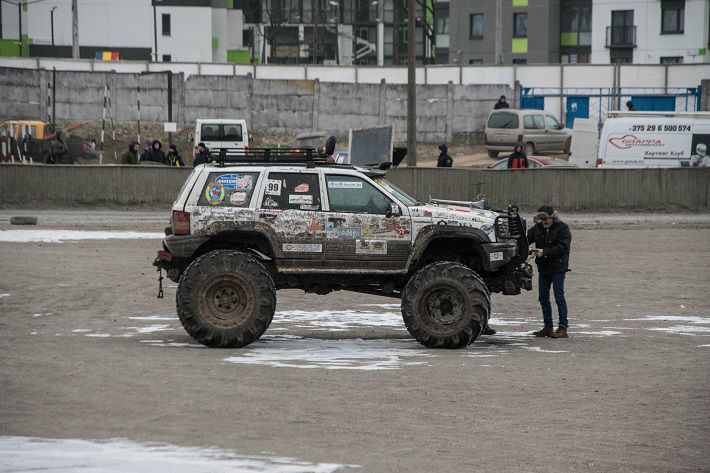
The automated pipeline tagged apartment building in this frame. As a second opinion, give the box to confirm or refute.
[0,0,245,63]
[592,0,710,64]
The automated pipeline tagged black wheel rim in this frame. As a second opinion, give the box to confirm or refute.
[422,284,466,335]
[198,274,253,328]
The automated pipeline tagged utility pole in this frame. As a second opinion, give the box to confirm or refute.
[18,1,22,56]
[377,0,384,66]
[71,0,79,59]
[406,0,416,166]
[153,2,158,61]
[495,0,502,64]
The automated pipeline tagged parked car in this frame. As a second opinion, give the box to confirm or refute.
[487,155,578,169]
[484,109,572,158]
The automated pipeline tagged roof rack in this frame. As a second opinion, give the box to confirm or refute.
[213,147,332,166]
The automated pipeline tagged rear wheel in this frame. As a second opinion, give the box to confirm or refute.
[401,262,491,348]
[524,142,535,156]
[487,150,498,158]
[177,250,276,348]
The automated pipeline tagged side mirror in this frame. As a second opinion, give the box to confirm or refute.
[386,203,402,218]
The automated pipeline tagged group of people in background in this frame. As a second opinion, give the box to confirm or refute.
[120,140,210,167]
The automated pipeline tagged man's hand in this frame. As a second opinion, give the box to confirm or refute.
[529,248,544,257]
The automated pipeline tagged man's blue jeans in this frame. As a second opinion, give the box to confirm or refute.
[538,272,568,328]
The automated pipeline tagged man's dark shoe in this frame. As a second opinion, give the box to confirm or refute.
[482,325,497,335]
[533,325,554,337]
[550,326,568,338]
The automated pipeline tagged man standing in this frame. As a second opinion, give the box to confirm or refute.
[193,142,210,167]
[166,144,185,167]
[436,143,453,167]
[494,95,510,109]
[527,205,572,338]
[507,143,529,169]
[121,140,140,164]
[46,129,71,164]
[140,140,166,164]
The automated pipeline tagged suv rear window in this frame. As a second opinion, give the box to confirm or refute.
[487,112,519,129]
[198,172,259,207]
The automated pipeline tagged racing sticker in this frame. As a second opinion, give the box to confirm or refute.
[230,191,247,205]
[328,181,363,189]
[355,240,387,255]
[282,243,323,253]
[294,183,310,193]
[265,179,282,196]
[205,182,225,206]
[215,174,238,189]
[289,194,313,205]
[489,251,504,262]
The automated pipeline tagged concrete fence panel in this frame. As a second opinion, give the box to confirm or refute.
[1,166,708,211]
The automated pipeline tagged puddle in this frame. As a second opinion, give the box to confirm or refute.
[0,436,354,472]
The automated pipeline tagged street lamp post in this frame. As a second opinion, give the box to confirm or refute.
[51,7,57,47]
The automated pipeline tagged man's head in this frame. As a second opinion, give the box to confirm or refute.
[514,143,523,154]
[152,140,162,150]
[499,95,507,103]
[197,142,206,152]
[536,205,558,228]
[130,140,139,152]
[438,143,448,153]
[169,144,177,154]
[696,143,707,156]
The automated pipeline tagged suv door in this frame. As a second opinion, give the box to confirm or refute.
[522,113,547,151]
[258,171,326,269]
[321,173,411,272]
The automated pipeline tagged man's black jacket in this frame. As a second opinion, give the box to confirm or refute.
[527,220,572,275]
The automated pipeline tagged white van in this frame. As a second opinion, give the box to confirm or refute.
[596,111,710,168]
[194,119,249,156]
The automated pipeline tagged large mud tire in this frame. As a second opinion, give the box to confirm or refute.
[401,262,491,348]
[176,250,276,348]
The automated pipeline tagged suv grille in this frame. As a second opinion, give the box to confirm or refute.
[495,215,524,240]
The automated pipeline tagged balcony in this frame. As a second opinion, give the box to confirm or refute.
[606,26,636,48]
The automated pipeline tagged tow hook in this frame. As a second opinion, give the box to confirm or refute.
[153,250,173,299]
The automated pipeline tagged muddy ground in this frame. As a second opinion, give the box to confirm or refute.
[0,211,708,472]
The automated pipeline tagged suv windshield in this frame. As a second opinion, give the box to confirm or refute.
[372,177,418,206]
[487,112,519,129]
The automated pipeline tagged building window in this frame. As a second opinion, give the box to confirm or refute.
[660,56,683,64]
[512,58,527,64]
[469,59,483,65]
[162,14,171,37]
[561,4,591,46]
[162,54,172,62]
[610,47,632,64]
[661,0,684,34]
[470,13,483,39]
[514,13,527,38]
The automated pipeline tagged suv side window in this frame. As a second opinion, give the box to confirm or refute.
[523,114,545,129]
[487,112,519,129]
[198,171,259,207]
[326,175,393,214]
[545,115,562,130]
[261,172,321,211]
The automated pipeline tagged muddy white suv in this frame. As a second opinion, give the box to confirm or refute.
[154,149,532,349]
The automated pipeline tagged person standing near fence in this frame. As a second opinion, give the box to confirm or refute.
[140,140,167,165]
[166,144,185,167]
[507,143,529,169]
[494,95,510,109]
[46,130,71,164]
[436,143,453,167]
[121,140,140,165]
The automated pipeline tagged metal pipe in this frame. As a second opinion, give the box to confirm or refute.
[406,0,416,166]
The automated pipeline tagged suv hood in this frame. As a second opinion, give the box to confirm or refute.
[409,204,500,238]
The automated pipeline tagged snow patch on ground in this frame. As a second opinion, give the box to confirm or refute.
[272,309,406,331]
[574,331,622,336]
[127,315,178,321]
[0,230,164,243]
[648,325,710,335]
[0,293,9,298]
[626,315,710,324]
[224,337,435,370]
[0,436,354,473]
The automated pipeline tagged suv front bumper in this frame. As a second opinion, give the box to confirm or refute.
[481,241,518,271]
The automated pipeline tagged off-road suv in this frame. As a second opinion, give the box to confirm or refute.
[154,149,532,349]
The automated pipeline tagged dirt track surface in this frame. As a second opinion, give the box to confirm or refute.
[1,211,709,472]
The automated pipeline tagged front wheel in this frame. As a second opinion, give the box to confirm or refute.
[401,262,491,348]
[563,137,571,154]
[176,250,276,348]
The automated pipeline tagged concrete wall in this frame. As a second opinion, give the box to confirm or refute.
[1,165,708,211]
[0,66,510,143]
